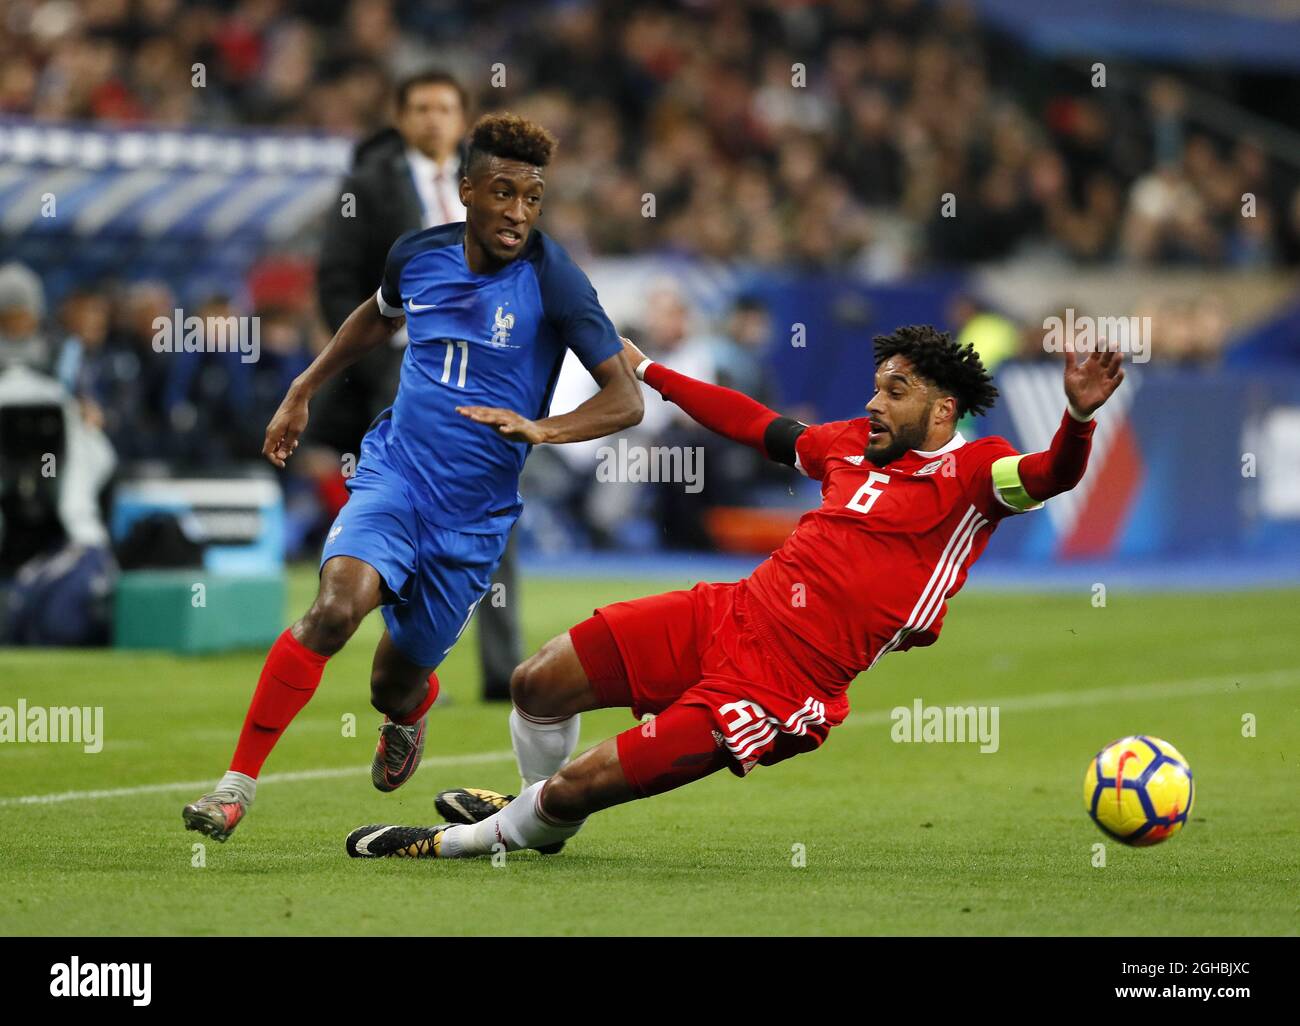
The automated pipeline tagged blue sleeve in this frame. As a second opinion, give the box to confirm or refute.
[377,229,422,317]
[535,237,622,371]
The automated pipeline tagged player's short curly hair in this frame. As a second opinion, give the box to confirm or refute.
[873,324,999,417]
[465,113,557,176]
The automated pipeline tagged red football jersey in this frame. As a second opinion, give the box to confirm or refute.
[742,418,1029,692]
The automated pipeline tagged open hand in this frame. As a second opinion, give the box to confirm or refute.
[1063,343,1125,417]
[456,405,551,444]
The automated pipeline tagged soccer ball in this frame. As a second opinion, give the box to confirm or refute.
[1083,735,1194,846]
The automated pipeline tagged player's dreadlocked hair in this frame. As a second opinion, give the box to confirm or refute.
[872,325,999,418]
[465,113,557,176]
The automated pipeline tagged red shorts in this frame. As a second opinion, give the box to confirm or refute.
[570,581,849,793]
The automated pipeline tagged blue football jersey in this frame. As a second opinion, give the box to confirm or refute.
[371,222,622,533]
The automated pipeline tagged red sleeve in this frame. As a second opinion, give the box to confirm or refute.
[965,411,1096,519]
[1019,411,1096,501]
[794,420,858,481]
[643,362,779,453]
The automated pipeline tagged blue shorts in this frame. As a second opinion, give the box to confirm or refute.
[320,459,510,669]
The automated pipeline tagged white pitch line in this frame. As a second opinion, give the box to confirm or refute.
[840,666,1300,728]
[2,668,1296,807]
[0,749,514,807]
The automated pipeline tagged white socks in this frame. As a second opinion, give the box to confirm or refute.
[433,707,583,858]
[438,781,585,857]
[217,770,256,805]
[510,707,580,788]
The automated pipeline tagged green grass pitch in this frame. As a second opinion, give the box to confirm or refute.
[1,568,1297,936]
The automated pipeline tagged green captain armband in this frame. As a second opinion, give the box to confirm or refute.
[990,454,1045,513]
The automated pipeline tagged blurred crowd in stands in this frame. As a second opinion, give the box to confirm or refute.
[3,0,1300,271]
[0,248,1246,560]
[2,0,1297,560]
[0,261,316,464]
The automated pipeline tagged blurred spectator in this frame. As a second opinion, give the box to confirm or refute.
[950,294,1023,375]
[1121,160,1216,264]
[0,264,118,645]
[712,295,778,403]
[100,281,179,462]
[636,281,726,549]
[54,288,114,433]
[539,277,718,548]
[3,0,1296,270]
[0,263,52,371]
[668,294,789,530]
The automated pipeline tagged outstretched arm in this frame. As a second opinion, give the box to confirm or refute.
[998,344,1125,508]
[456,349,643,444]
[262,295,404,467]
[622,337,805,464]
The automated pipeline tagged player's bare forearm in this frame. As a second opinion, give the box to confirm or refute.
[533,350,644,443]
[455,350,643,445]
[262,296,403,466]
[288,296,403,403]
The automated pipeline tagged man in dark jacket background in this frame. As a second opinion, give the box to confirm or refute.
[313,69,522,701]
[315,69,467,441]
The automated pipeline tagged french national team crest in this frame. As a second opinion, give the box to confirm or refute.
[490,305,515,347]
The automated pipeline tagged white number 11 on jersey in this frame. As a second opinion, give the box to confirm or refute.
[845,471,890,514]
[441,340,469,387]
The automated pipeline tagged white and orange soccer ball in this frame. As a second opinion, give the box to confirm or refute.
[1083,735,1194,846]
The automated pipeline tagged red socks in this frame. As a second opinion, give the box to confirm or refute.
[392,673,440,725]
[228,633,441,777]
[229,629,330,778]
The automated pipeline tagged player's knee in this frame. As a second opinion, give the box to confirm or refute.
[540,764,595,822]
[298,594,365,655]
[509,638,569,717]
[509,658,550,716]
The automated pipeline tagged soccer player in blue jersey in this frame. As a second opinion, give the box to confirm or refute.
[183,114,644,843]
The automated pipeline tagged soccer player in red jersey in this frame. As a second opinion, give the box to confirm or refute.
[346,325,1125,860]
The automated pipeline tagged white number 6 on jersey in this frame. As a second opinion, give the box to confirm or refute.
[845,471,890,515]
